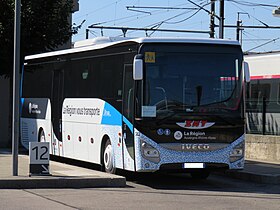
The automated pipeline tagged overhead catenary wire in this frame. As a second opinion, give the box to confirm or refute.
[120,4,210,37]
[242,31,265,51]
[106,1,210,37]
[74,0,124,21]
[75,1,280,52]
[144,2,211,28]
[87,25,210,37]
[186,0,220,20]
[225,0,278,8]
[228,0,270,27]
[88,2,198,27]
[77,1,201,27]
[246,37,280,52]
[76,0,277,28]
[126,6,199,11]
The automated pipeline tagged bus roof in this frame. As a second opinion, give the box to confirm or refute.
[244,51,280,77]
[25,37,241,61]
[245,51,280,59]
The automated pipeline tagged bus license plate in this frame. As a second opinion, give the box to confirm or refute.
[183,163,205,169]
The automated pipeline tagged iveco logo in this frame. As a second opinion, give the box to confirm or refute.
[176,120,215,130]
[182,144,210,151]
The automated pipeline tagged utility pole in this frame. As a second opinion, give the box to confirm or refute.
[236,19,242,42]
[12,0,21,176]
[86,29,89,39]
[210,0,215,38]
[236,12,248,43]
[219,0,225,39]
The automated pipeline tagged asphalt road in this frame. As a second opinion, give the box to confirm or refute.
[0,173,279,210]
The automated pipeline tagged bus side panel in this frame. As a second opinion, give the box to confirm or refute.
[87,124,100,163]
[100,125,123,169]
[265,113,280,135]
[51,126,63,156]
[21,98,52,150]
[61,98,124,168]
[73,122,88,160]
[245,54,280,135]
[122,139,135,171]
[62,122,102,164]
[63,121,74,158]
[62,123,123,166]
[21,119,51,147]
[122,117,135,171]
[100,102,124,169]
[62,98,103,162]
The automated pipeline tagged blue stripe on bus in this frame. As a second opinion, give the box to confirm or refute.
[101,102,122,126]
[101,102,134,133]
[20,98,25,115]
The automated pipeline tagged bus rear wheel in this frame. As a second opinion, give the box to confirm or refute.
[102,139,116,174]
[39,129,46,142]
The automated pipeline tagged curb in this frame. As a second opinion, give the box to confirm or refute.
[217,170,280,184]
[0,176,126,189]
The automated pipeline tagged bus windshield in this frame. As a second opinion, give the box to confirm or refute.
[142,45,243,114]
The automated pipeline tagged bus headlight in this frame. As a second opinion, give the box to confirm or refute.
[141,140,160,163]
[230,142,244,163]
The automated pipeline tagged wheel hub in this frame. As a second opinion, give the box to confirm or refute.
[104,144,113,171]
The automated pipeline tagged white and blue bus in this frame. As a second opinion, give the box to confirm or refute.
[245,52,280,135]
[21,37,249,178]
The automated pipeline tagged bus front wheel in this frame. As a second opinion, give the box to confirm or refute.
[102,139,116,174]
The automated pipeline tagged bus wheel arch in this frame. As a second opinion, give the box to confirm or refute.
[101,135,116,174]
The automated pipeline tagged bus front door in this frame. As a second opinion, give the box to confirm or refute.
[122,64,135,171]
[51,69,64,156]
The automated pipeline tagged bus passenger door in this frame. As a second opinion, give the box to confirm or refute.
[51,69,64,156]
[122,64,135,171]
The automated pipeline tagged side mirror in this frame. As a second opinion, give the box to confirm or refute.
[243,61,250,83]
[133,55,143,80]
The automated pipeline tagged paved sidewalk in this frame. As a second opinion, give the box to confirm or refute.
[0,152,126,189]
[1,151,279,188]
[219,159,280,184]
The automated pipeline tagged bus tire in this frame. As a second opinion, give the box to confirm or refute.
[38,129,46,142]
[102,139,116,174]
[190,171,210,180]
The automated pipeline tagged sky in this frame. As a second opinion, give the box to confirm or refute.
[72,0,280,53]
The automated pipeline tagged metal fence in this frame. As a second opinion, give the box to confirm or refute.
[246,98,280,135]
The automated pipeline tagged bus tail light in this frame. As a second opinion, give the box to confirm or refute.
[230,142,244,163]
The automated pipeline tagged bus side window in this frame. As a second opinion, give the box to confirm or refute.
[250,82,271,109]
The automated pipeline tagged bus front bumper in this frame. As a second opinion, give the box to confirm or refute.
[134,131,245,172]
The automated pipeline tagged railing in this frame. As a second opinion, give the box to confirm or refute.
[246,98,280,135]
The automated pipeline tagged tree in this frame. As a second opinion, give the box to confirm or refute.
[0,0,74,76]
